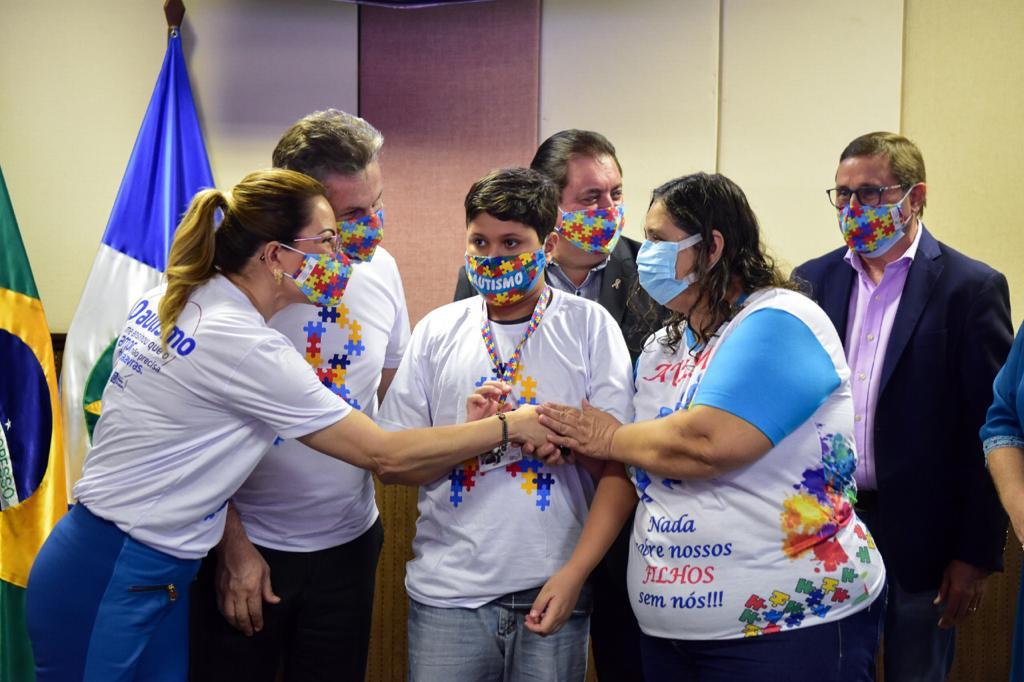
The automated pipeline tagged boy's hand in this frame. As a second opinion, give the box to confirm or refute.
[525,565,586,636]
[465,381,513,422]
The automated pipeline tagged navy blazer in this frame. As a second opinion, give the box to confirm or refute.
[793,227,1012,591]
[454,236,663,360]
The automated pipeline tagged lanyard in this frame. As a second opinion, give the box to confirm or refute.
[480,287,553,405]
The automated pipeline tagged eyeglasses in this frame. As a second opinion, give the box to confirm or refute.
[290,231,340,253]
[826,184,906,209]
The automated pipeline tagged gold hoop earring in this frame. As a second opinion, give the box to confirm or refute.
[273,269,283,285]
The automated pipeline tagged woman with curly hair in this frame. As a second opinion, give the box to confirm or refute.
[538,173,886,680]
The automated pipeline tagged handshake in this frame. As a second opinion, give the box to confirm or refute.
[466,381,622,465]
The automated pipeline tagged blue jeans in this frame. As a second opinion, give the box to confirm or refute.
[639,588,886,682]
[407,591,590,682]
[26,504,200,681]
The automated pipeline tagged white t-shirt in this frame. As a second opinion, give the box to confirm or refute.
[232,247,410,551]
[74,275,352,559]
[378,288,635,608]
[627,288,885,640]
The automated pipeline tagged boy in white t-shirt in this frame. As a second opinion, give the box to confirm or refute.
[379,167,636,681]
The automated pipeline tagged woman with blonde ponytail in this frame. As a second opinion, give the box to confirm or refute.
[25,168,556,682]
[158,188,224,350]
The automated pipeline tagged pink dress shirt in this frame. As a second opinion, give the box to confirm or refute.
[843,225,923,490]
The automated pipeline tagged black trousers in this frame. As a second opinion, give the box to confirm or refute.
[189,518,384,682]
[589,512,646,681]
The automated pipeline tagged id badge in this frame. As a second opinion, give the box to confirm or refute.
[477,445,523,473]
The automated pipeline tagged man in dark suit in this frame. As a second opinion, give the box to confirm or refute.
[793,131,1012,681]
[455,130,660,680]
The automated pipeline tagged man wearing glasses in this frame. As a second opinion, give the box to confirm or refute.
[794,131,1012,680]
[190,110,410,681]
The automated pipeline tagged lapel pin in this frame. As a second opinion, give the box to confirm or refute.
[612,278,622,290]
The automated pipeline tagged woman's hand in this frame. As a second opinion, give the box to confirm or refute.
[505,404,559,460]
[465,381,513,422]
[537,400,622,459]
[525,565,586,636]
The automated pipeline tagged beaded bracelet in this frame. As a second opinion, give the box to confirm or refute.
[486,412,509,456]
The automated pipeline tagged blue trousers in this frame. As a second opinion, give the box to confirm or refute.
[26,504,200,682]
[639,589,885,682]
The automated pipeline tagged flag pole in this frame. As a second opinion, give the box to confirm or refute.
[164,0,185,39]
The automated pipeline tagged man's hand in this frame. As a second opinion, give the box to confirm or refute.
[215,531,280,636]
[537,400,622,459]
[525,565,586,636]
[935,559,989,629]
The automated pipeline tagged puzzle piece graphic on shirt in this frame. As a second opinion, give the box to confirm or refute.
[783,600,804,615]
[518,375,538,405]
[738,609,759,625]
[769,590,790,608]
[784,612,805,628]
[318,306,339,324]
[535,472,555,510]
[831,588,850,603]
[745,595,766,611]
[821,577,839,593]
[303,320,327,338]
[305,335,322,360]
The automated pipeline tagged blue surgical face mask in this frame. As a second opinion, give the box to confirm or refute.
[636,234,704,306]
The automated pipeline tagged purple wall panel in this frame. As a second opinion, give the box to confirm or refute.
[360,0,540,325]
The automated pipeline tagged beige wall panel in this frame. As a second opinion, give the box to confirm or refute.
[540,0,720,239]
[903,0,1024,328]
[0,0,358,331]
[717,0,902,273]
[904,4,1024,673]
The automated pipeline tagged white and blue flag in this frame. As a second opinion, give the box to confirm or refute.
[60,29,213,488]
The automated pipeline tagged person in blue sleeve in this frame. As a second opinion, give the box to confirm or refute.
[982,321,1024,681]
[535,173,887,680]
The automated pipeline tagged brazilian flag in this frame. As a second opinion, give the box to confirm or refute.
[0,165,67,682]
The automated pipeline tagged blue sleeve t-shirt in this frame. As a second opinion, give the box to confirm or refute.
[693,308,841,445]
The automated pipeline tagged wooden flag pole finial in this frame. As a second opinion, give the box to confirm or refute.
[164,0,185,37]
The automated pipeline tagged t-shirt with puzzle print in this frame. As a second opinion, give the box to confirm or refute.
[378,288,634,609]
[627,288,885,640]
[232,247,410,551]
[75,275,351,560]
